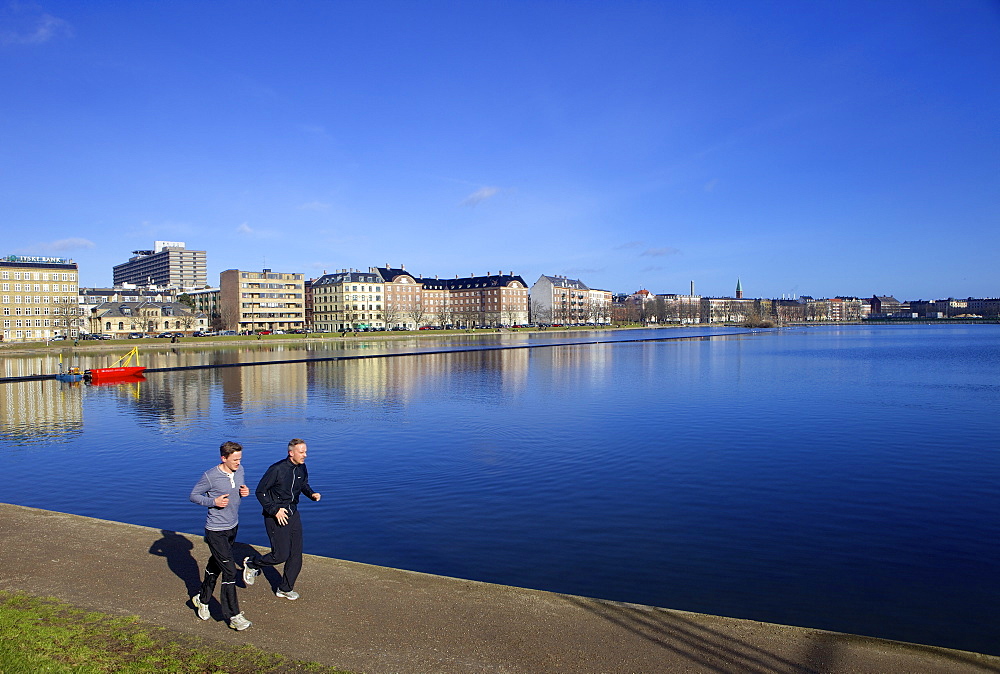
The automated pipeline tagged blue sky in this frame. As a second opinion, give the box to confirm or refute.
[2,1,997,300]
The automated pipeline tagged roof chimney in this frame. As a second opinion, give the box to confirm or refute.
[401,264,405,270]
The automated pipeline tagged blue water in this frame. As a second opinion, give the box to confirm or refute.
[2,325,998,654]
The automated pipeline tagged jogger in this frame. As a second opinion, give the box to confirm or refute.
[189,441,253,630]
[243,438,321,600]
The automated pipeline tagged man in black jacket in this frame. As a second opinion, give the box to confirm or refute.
[243,438,321,600]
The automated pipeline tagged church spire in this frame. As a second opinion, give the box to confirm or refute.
[736,278,743,299]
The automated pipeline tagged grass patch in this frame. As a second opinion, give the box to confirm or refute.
[0,591,350,673]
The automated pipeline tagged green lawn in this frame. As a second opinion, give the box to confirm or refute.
[0,592,349,674]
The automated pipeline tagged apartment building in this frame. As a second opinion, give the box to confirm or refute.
[184,287,221,328]
[376,266,529,328]
[1,254,80,341]
[113,241,207,288]
[311,270,385,332]
[530,275,611,325]
[220,268,305,333]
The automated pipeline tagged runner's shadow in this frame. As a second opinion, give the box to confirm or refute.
[148,529,201,596]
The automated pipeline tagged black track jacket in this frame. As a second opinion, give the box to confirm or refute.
[255,457,315,518]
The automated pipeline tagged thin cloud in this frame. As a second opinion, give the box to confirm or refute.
[641,247,681,257]
[704,179,719,192]
[236,222,278,239]
[38,238,95,252]
[641,266,665,273]
[615,241,644,250]
[299,201,331,211]
[460,186,500,207]
[53,238,94,252]
[0,8,72,46]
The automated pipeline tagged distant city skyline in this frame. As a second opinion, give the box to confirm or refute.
[2,1,997,300]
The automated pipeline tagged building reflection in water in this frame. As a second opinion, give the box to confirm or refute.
[0,342,585,441]
[0,379,83,445]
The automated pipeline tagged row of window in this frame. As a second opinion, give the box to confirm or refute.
[1,283,76,292]
[3,307,57,315]
[2,296,76,305]
[0,271,76,281]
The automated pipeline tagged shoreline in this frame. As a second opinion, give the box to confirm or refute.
[2,502,997,673]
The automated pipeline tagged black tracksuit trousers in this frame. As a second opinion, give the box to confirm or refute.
[250,510,303,593]
[199,526,240,619]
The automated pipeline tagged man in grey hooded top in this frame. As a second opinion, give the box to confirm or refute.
[189,441,252,630]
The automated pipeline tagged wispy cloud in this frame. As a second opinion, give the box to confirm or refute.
[615,241,644,250]
[641,247,681,257]
[13,237,95,255]
[460,186,500,207]
[0,7,72,46]
[236,222,278,239]
[641,266,664,273]
[704,178,719,193]
[45,237,95,251]
[299,200,331,211]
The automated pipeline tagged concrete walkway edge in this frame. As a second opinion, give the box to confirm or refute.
[1,504,997,673]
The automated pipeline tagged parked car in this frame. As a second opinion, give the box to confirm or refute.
[128,332,145,339]
[82,333,112,340]
[257,330,273,335]
[51,334,69,340]
[155,332,183,338]
[219,330,237,336]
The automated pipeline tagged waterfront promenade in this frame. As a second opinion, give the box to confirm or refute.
[1,504,997,673]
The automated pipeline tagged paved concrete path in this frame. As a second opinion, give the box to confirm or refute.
[1,504,997,673]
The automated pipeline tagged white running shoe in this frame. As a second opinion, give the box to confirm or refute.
[242,556,258,586]
[275,589,299,600]
[229,613,252,631]
[191,594,210,620]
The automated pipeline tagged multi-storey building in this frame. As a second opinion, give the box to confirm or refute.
[530,275,611,325]
[220,268,305,333]
[311,270,385,332]
[376,266,529,329]
[966,297,1000,319]
[90,301,207,338]
[1,254,80,341]
[828,297,865,322]
[183,287,221,329]
[869,295,908,318]
[79,284,178,318]
[113,241,207,288]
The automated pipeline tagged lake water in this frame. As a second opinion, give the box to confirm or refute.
[2,325,998,654]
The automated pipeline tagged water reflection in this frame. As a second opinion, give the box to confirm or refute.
[0,379,83,445]
[1,325,999,656]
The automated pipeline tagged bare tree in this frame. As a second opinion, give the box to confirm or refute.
[177,309,201,333]
[381,299,403,329]
[53,298,81,334]
[651,297,666,325]
[406,304,426,329]
[530,300,550,325]
[220,303,241,331]
[435,303,453,328]
[501,304,520,326]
